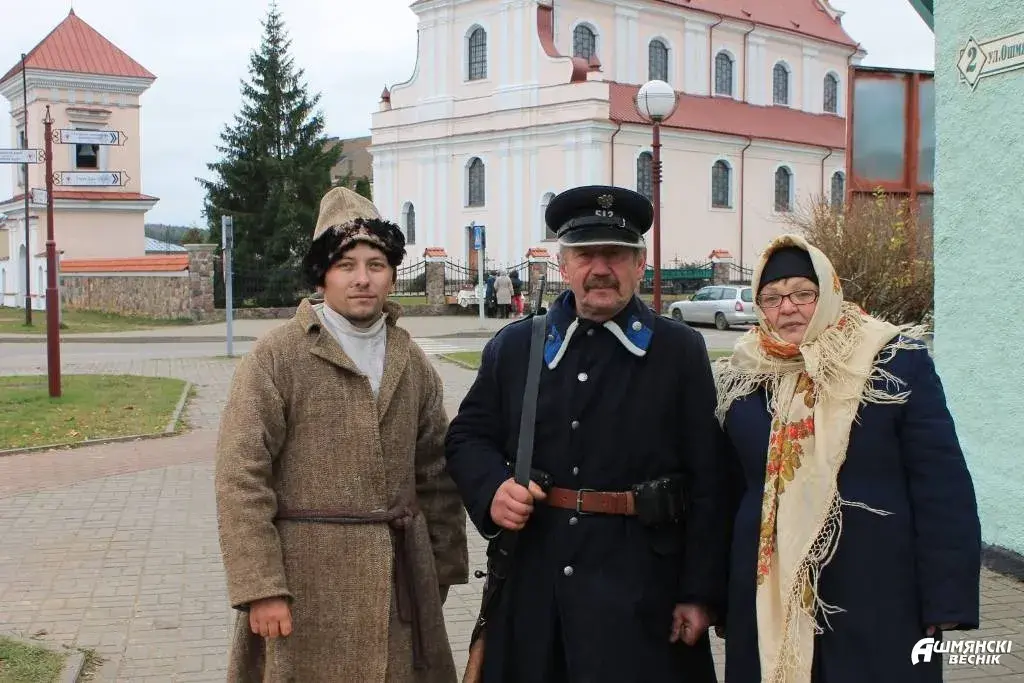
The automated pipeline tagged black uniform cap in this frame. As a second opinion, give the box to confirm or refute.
[545,185,654,249]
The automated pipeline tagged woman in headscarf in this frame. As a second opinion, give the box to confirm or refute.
[715,234,981,683]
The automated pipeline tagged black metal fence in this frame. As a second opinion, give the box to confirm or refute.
[444,260,478,298]
[214,260,313,309]
[394,260,426,296]
[539,261,567,298]
[725,263,754,284]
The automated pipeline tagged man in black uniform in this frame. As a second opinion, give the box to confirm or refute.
[444,185,730,682]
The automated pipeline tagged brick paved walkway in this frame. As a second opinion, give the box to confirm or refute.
[0,354,1021,680]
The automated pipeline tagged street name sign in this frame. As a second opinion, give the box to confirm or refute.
[958,30,1024,90]
[55,171,128,186]
[31,188,47,205]
[0,148,42,164]
[55,129,123,145]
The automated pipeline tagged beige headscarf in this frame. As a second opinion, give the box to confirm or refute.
[713,234,929,683]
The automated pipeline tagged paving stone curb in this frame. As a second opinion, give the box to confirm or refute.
[0,335,256,344]
[983,544,1024,582]
[0,380,194,458]
[438,355,481,372]
[0,631,86,682]
[166,381,194,433]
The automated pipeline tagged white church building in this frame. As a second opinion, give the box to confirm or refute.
[369,0,862,271]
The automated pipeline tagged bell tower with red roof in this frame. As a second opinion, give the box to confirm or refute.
[0,9,159,260]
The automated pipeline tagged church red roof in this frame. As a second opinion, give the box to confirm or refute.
[609,83,847,149]
[656,0,857,48]
[1,10,155,85]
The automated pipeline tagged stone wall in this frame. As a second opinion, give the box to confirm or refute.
[60,273,193,320]
[59,244,218,321]
[185,244,216,319]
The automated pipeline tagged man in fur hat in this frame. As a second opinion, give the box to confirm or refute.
[214,186,469,682]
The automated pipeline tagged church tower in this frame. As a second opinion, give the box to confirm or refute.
[0,9,158,269]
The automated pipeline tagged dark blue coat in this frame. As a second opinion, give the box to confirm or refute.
[720,342,982,683]
[445,291,732,683]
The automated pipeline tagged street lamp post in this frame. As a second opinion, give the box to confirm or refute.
[635,79,679,316]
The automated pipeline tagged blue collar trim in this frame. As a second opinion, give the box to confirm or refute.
[542,291,656,369]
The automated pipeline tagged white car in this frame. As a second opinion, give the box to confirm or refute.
[668,285,757,330]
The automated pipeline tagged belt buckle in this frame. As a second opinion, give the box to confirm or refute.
[575,488,596,515]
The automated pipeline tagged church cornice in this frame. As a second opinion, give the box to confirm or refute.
[0,70,153,101]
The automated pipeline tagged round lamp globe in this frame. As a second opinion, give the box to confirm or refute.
[635,80,678,121]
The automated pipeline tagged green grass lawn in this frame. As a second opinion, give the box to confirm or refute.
[0,375,188,450]
[0,636,66,683]
[442,349,733,371]
[0,307,192,335]
[440,351,484,369]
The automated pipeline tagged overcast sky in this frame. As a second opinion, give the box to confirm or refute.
[0,0,933,228]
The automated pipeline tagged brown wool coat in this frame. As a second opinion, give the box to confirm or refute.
[214,299,469,682]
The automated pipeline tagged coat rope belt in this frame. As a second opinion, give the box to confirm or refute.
[275,502,429,669]
[545,487,637,516]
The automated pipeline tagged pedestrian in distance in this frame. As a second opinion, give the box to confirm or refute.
[494,271,513,319]
[214,186,469,682]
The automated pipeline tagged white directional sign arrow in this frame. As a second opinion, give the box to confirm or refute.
[55,171,129,187]
[0,148,43,164]
[56,129,123,146]
[958,31,1024,90]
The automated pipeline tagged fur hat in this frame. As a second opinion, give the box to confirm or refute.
[302,187,406,287]
[313,186,381,240]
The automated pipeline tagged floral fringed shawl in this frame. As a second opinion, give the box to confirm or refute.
[713,234,929,683]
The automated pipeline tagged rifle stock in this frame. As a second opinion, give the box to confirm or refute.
[534,274,547,315]
[462,634,486,683]
[461,311,548,682]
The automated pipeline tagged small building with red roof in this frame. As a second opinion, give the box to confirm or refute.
[0,9,159,309]
[370,0,863,271]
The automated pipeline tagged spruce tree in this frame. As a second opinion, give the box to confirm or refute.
[198,3,341,306]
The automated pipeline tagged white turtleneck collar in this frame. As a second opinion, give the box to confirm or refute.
[315,302,388,397]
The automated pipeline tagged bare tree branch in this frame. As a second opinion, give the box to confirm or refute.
[782,190,933,327]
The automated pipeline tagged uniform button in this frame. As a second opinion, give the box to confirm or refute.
[572,466,579,475]
[563,566,574,576]
[586,328,595,336]
[578,372,588,382]
[632,320,643,331]
[569,516,578,526]
[570,420,580,430]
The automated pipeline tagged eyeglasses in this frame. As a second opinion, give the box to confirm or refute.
[757,289,819,309]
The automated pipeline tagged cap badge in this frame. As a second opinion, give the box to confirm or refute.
[597,194,614,209]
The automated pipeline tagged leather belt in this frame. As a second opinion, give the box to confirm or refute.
[275,501,428,669]
[545,486,637,516]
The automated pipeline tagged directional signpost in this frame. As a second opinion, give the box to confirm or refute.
[0,148,42,164]
[0,146,43,325]
[54,171,128,187]
[55,129,123,146]
[41,107,62,396]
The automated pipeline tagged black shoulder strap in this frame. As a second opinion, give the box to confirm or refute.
[513,314,547,487]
